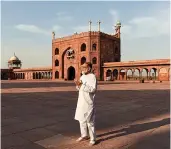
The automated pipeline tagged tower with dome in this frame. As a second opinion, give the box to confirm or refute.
[8,53,22,69]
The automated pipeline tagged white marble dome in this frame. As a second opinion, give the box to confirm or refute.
[9,54,20,61]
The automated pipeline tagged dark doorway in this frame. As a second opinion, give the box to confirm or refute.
[68,66,75,80]
[113,69,118,80]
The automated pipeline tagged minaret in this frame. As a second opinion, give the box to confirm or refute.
[114,21,121,38]
[89,20,92,31]
[52,31,55,40]
[97,20,101,32]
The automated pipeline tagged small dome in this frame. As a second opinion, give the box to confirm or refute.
[9,53,20,61]
[116,21,121,26]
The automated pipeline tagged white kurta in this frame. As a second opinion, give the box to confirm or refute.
[75,73,97,123]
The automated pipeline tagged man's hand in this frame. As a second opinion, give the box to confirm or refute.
[74,80,82,87]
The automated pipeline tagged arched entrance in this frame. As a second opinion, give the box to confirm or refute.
[120,69,126,80]
[141,68,148,80]
[150,68,157,80]
[113,69,118,80]
[81,57,86,65]
[67,66,75,80]
[127,69,133,80]
[134,68,140,80]
[55,71,59,79]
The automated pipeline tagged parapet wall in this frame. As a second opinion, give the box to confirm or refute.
[53,31,119,42]
[13,67,52,72]
[103,59,170,67]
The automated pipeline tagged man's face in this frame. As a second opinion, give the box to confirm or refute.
[81,64,90,75]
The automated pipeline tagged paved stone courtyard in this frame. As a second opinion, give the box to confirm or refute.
[1,80,170,149]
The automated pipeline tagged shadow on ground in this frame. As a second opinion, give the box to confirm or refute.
[96,118,170,143]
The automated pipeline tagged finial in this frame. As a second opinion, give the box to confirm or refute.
[89,20,92,31]
[14,52,16,56]
[97,20,101,32]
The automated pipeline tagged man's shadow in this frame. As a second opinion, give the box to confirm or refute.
[96,118,170,144]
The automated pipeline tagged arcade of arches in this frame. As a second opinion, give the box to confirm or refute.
[4,67,53,80]
[104,59,170,81]
[1,59,170,81]
[13,71,52,80]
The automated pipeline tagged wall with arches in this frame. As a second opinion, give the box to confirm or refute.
[103,60,170,81]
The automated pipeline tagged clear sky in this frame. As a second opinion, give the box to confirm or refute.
[1,1,170,68]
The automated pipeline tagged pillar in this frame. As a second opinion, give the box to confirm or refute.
[132,70,135,80]
[104,69,107,81]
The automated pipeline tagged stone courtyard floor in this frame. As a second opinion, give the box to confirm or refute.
[1,80,170,149]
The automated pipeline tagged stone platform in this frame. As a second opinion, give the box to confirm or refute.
[1,81,170,149]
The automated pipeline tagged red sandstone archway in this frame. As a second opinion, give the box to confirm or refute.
[92,57,97,64]
[92,43,97,51]
[81,43,86,52]
[113,69,118,80]
[55,71,59,79]
[149,68,157,80]
[106,69,112,81]
[81,57,86,65]
[33,73,36,79]
[36,72,39,79]
[134,68,140,80]
[23,73,25,79]
[41,72,44,79]
[67,66,75,80]
[38,72,41,79]
[126,69,133,80]
[120,69,126,80]
[44,72,47,79]
[55,60,59,66]
[55,48,59,55]
[48,72,51,79]
[141,68,148,80]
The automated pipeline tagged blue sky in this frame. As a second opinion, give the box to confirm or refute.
[1,1,170,68]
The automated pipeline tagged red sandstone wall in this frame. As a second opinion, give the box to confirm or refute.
[100,37,120,63]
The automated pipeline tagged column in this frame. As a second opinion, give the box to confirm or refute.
[104,69,106,81]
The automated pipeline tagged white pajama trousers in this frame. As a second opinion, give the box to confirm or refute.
[79,121,96,141]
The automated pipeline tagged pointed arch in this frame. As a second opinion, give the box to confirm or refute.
[55,48,59,55]
[55,71,59,79]
[92,43,97,51]
[92,57,97,64]
[55,59,59,66]
[81,43,86,51]
[81,57,86,65]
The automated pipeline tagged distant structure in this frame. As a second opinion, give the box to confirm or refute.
[8,53,22,69]
[1,20,170,81]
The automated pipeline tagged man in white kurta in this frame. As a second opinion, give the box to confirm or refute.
[74,62,97,146]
